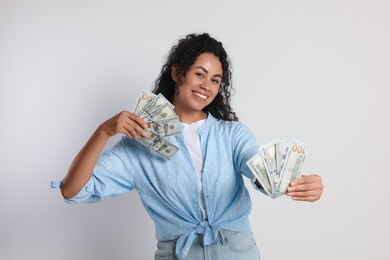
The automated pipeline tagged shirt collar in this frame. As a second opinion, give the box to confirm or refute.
[198,113,216,135]
[179,113,217,134]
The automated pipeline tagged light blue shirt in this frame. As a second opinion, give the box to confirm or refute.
[52,114,264,259]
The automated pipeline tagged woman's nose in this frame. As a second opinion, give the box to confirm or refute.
[199,80,211,91]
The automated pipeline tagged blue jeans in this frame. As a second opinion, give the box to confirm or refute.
[154,230,261,260]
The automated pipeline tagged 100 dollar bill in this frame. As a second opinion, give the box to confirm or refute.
[133,90,156,115]
[133,90,180,160]
[247,139,310,198]
[247,153,273,197]
[144,117,181,137]
[276,140,309,194]
[136,130,179,160]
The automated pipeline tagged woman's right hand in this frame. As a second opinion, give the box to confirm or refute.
[99,110,148,138]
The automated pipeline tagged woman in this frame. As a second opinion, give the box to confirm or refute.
[54,33,323,260]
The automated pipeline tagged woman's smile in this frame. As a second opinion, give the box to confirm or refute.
[192,91,208,101]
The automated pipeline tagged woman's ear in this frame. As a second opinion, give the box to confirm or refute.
[171,64,178,82]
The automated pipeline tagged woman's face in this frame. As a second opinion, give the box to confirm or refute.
[172,53,222,117]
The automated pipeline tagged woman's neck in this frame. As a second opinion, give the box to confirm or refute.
[175,109,208,124]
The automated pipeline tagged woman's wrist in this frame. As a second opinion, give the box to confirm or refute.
[96,123,111,139]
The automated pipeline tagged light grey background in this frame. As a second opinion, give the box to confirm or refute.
[1,0,389,259]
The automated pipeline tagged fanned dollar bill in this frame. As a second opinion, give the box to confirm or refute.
[276,140,291,173]
[247,139,310,198]
[276,140,309,194]
[136,130,179,160]
[145,118,181,137]
[133,90,157,115]
[141,103,177,122]
[133,90,181,160]
[138,93,173,116]
[247,153,273,197]
[259,142,278,194]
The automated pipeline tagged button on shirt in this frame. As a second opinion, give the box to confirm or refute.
[52,114,264,260]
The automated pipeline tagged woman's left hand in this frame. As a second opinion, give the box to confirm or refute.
[286,174,323,202]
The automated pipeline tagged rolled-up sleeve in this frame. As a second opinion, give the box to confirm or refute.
[232,123,258,178]
[51,137,136,203]
[232,123,267,194]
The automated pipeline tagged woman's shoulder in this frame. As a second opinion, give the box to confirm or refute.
[212,117,249,130]
[210,117,253,137]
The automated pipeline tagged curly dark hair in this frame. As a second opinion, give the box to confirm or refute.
[152,33,238,121]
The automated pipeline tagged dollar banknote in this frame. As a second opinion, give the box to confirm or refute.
[136,130,179,160]
[259,142,278,194]
[133,90,181,160]
[247,153,273,197]
[145,118,181,137]
[247,139,310,198]
[275,140,291,173]
[276,140,309,194]
[141,103,177,122]
[138,93,174,116]
[133,90,156,115]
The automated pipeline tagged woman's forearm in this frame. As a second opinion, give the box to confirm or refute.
[60,126,109,199]
[60,111,147,199]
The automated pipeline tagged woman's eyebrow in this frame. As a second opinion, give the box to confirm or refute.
[195,66,222,78]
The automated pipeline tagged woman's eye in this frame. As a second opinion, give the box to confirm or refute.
[196,73,204,78]
[212,79,220,84]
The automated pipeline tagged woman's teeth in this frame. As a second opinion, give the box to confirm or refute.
[194,92,207,99]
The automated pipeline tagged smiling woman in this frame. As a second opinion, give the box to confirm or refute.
[171,53,223,123]
[152,33,237,123]
[55,33,323,260]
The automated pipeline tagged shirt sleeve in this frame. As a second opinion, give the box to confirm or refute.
[232,123,267,194]
[57,136,136,204]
